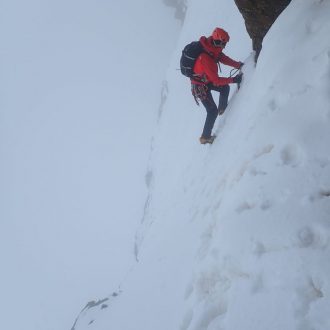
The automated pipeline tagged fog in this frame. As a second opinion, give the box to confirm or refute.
[0,1,180,329]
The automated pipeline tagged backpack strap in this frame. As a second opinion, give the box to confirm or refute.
[191,73,207,84]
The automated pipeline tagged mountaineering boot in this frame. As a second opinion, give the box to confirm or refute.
[199,135,216,144]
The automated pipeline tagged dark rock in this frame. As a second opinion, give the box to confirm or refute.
[234,0,292,61]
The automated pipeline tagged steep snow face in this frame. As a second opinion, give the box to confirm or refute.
[73,0,330,329]
[148,0,330,329]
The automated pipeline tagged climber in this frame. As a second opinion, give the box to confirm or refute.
[190,27,243,144]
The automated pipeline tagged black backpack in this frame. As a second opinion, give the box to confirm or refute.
[180,41,205,78]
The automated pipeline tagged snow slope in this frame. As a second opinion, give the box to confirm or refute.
[74,0,330,329]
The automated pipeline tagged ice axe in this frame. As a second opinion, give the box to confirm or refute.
[230,68,243,90]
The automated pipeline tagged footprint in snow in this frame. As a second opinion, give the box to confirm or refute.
[297,226,329,249]
[236,201,256,213]
[280,144,304,167]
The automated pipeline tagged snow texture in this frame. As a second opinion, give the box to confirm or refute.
[1,0,330,330]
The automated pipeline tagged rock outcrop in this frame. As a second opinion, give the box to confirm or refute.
[234,0,291,61]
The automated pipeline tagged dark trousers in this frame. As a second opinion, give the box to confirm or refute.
[201,84,230,138]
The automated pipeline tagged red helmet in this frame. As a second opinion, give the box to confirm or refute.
[212,27,230,42]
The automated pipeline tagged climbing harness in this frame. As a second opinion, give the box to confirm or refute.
[191,83,208,105]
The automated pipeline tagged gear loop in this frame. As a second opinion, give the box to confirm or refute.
[191,83,208,105]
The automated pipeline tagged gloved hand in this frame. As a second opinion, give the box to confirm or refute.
[238,62,244,69]
[232,72,243,84]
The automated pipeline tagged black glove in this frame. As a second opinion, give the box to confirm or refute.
[232,73,243,84]
[239,62,244,69]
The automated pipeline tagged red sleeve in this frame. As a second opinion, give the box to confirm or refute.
[219,53,241,69]
[200,54,234,86]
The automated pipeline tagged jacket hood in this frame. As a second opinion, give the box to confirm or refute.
[199,36,223,59]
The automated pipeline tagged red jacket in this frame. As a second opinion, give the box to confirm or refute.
[192,36,241,86]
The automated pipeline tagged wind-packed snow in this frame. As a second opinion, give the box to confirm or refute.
[2,0,330,329]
